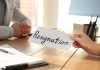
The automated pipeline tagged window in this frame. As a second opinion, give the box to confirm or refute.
[58,0,92,33]
[18,0,100,34]
[19,0,37,28]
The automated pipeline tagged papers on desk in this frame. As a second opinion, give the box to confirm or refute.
[0,45,48,70]
[29,27,74,50]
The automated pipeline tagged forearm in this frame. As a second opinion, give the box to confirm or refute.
[94,44,100,56]
[0,26,14,39]
[13,7,31,24]
[85,43,100,56]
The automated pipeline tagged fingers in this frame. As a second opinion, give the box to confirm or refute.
[19,22,31,37]
[12,22,32,37]
[22,29,30,36]
[71,34,84,48]
[70,36,80,48]
[21,33,30,37]
[14,22,31,28]
[71,34,81,42]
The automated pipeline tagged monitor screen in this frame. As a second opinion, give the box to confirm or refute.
[69,0,100,17]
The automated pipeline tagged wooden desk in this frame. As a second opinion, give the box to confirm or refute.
[0,38,100,70]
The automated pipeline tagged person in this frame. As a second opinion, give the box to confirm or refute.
[0,0,31,39]
[71,33,100,56]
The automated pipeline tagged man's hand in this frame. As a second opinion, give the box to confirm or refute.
[19,22,31,37]
[11,22,31,38]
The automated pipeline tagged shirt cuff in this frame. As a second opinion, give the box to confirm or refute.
[8,27,14,38]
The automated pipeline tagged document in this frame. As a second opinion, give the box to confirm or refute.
[0,45,48,70]
[29,27,74,50]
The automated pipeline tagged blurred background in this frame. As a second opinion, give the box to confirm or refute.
[17,0,100,36]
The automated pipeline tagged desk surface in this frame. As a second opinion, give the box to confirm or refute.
[0,38,100,70]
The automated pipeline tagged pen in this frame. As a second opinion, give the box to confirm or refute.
[5,62,49,70]
[28,33,32,36]
[5,63,28,70]
[86,16,92,35]
[0,48,14,55]
[89,16,98,41]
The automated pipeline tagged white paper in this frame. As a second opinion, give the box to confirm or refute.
[0,45,43,69]
[29,27,74,50]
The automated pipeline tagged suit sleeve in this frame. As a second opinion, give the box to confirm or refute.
[0,26,14,39]
[13,7,31,24]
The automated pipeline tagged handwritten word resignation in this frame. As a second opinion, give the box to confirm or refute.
[32,31,69,46]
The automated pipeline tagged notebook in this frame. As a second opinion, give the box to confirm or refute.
[0,45,48,70]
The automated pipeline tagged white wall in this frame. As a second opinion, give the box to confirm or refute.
[37,0,58,28]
